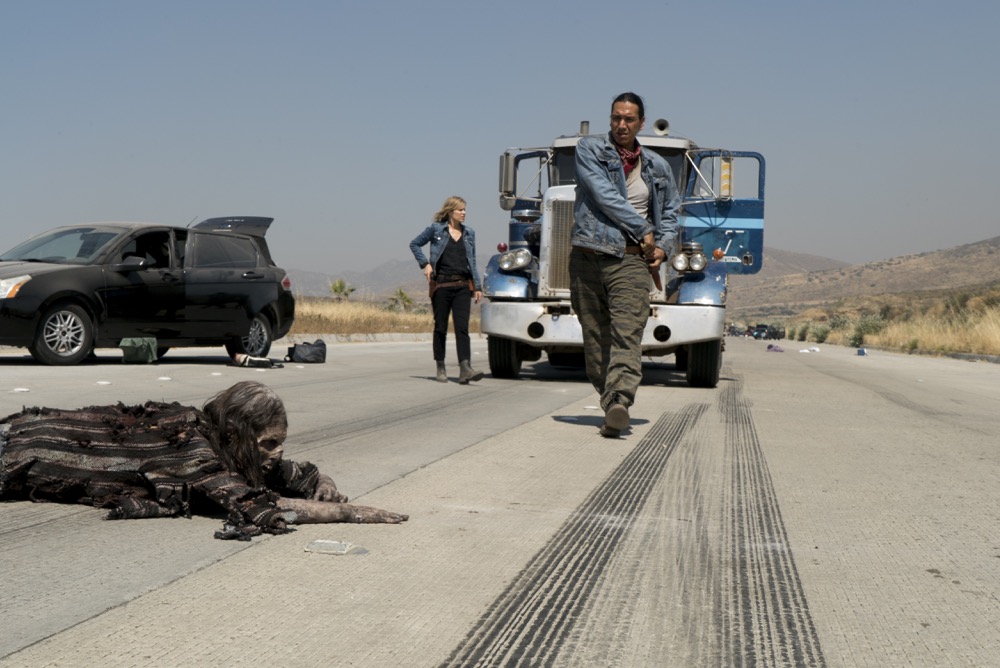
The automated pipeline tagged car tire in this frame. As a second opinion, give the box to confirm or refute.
[225,314,272,358]
[30,304,94,366]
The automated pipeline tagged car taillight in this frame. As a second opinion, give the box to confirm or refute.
[281,275,292,291]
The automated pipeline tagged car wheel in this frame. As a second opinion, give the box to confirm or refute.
[30,304,94,366]
[225,314,272,358]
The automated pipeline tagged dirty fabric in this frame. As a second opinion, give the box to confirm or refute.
[0,401,320,539]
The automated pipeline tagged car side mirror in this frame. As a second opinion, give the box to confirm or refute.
[111,255,148,272]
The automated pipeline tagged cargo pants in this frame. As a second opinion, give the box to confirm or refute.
[569,249,650,412]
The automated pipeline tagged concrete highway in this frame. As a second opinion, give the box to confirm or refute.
[1,336,998,667]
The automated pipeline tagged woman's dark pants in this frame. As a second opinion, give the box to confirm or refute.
[432,285,472,362]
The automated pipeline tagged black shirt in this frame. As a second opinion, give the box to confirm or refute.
[435,233,470,280]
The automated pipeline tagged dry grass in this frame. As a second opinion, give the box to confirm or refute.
[295,292,999,359]
[768,287,1000,357]
[861,308,1000,355]
[289,297,480,336]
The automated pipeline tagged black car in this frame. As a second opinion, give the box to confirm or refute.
[0,217,295,365]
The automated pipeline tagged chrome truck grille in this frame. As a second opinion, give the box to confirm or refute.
[543,197,656,295]
[546,199,575,291]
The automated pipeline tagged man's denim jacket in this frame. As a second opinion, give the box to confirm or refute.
[571,133,681,257]
[409,222,482,291]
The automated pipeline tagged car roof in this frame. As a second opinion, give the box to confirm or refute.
[48,217,274,238]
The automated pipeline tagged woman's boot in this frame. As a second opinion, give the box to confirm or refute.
[436,361,448,383]
[458,360,483,384]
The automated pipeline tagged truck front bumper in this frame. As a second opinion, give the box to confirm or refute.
[481,301,726,351]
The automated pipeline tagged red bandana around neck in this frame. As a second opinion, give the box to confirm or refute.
[615,140,641,177]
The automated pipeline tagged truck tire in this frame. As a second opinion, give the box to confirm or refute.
[674,346,689,372]
[686,339,722,388]
[488,335,522,379]
[547,352,585,368]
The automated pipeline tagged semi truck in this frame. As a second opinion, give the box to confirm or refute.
[480,119,766,388]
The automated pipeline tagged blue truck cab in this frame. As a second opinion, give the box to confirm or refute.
[480,120,765,387]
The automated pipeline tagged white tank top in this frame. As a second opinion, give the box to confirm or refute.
[626,156,649,221]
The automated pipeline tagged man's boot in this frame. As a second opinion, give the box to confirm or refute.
[458,360,483,384]
[600,400,630,438]
[436,361,448,383]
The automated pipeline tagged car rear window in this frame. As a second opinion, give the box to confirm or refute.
[190,234,258,269]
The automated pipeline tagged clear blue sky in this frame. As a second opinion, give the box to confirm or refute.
[3,0,998,274]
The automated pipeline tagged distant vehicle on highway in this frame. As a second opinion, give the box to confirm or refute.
[0,217,294,365]
[753,323,785,340]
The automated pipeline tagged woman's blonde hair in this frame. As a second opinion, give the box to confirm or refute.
[433,196,466,223]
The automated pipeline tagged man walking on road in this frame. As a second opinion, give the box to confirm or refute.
[569,92,681,438]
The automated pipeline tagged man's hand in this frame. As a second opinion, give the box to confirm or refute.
[641,234,665,269]
[312,474,348,503]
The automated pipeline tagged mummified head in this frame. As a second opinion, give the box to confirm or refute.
[202,381,288,487]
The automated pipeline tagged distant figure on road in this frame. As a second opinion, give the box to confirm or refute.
[0,381,408,539]
[410,195,485,384]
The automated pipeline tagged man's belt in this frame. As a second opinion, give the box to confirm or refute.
[573,245,643,255]
[572,245,663,291]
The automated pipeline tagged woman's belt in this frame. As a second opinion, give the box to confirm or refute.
[429,277,474,298]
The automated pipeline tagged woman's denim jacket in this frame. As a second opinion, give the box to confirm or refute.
[409,222,482,291]
[571,133,681,257]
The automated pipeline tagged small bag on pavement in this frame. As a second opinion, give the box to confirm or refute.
[285,339,327,363]
[120,337,157,364]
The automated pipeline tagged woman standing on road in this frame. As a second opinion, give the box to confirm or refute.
[409,196,484,384]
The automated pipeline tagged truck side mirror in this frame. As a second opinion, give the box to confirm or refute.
[499,152,516,210]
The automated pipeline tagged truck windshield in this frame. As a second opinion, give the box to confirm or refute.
[552,147,686,186]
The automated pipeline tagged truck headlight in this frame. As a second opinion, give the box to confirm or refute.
[671,241,707,273]
[499,248,532,271]
[688,252,708,272]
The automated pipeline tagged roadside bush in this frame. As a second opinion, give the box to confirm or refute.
[848,313,887,347]
[811,325,831,343]
[857,313,888,336]
[828,314,851,331]
[796,324,809,341]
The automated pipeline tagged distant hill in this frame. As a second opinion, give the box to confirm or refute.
[748,247,851,277]
[287,236,1000,318]
[727,236,1000,319]
[288,255,503,301]
[289,259,426,301]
